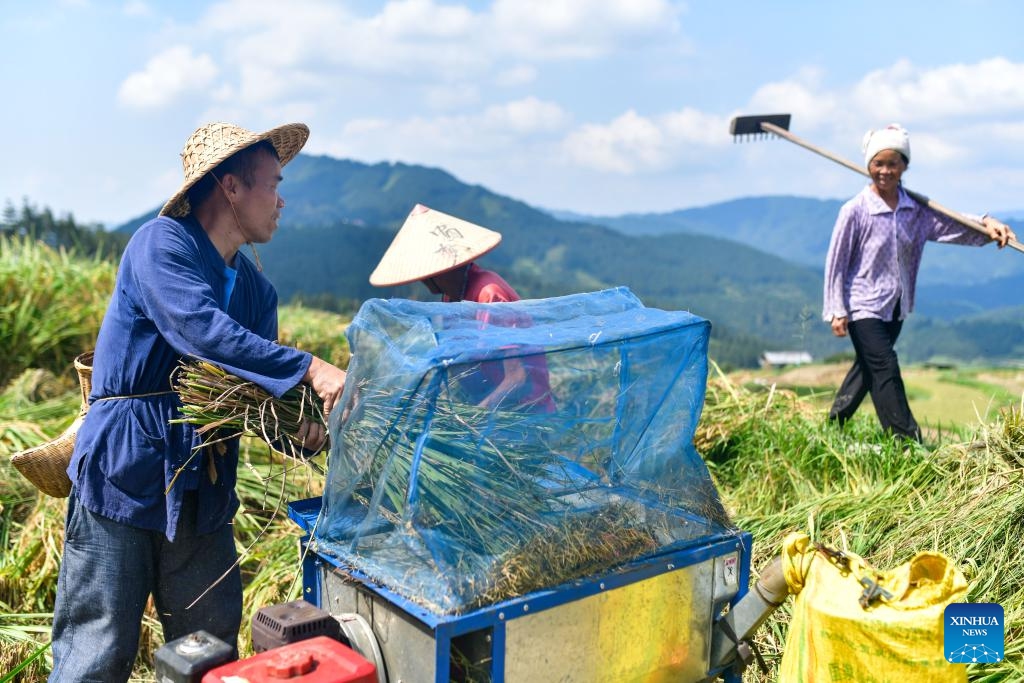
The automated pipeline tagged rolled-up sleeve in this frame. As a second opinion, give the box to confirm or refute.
[925,207,991,247]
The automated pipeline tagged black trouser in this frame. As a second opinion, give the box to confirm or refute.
[829,305,921,442]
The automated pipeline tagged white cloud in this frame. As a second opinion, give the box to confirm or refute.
[343,118,390,136]
[182,0,683,102]
[199,0,486,80]
[562,107,731,174]
[562,110,666,173]
[852,57,1024,122]
[321,97,569,167]
[148,164,182,214]
[733,58,1024,189]
[492,0,679,38]
[908,131,966,165]
[372,0,477,38]
[335,115,468,159]
[122,0,151,17]
[904,119,1024,174]
[556,55,1024,194]
[490,0,681,59]
[424,83,481,112]
[495,65,537,87]
[235,63,325,105]
[983,120,1024,144]
[117,45,218,109]
[743,58,1024,149]
[659,107,733,146]
[747,67,843,131]
[105,3,1024,217]
[483,97,570,133]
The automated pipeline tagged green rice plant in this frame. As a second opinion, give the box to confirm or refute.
[991,402,1024,468]
[278,304,351,370]
[0,374,81,448]
[0,236,112,387]
[231,437,326,656]
[0,614,52,682]
[172,364,331,649]
[0,491,66,614]
[0,437,323,678]
[0,365,328,676]
[0,380,81,627]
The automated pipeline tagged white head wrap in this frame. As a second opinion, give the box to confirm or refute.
[862,124,911,167]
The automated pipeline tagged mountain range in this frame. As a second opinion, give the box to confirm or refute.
[113,154,1024,368]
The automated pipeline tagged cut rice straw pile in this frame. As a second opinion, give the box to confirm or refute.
[699,363,1024,681]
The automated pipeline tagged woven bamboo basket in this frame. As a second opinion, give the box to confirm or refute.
[11,351,93,498]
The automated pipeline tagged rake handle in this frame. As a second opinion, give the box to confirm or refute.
[760,122,1024,255]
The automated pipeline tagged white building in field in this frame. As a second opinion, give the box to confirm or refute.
[759,351,813,369]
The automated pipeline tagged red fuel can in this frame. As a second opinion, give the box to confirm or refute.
[201,636,377,683]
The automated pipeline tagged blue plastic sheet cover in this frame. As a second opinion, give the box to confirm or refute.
[316,287,735,614]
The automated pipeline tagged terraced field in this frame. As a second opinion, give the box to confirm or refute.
[729,362,1024,434]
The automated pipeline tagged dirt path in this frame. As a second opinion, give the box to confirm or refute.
[728,364,848,389]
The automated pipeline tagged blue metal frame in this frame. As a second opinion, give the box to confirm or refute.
[289,497,753,682]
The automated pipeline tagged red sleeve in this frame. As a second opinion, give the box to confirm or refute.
[476,283,514,304]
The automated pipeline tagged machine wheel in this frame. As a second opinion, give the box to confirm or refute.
[337,612,387,683]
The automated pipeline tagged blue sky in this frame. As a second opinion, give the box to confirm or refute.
[3,0,1024,227]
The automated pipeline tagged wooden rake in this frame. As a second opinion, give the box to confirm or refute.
[729,113,1024,255]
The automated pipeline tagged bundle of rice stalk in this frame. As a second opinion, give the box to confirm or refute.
[340,390,665,607]
[346,394,563,556]
[172,360,327,459]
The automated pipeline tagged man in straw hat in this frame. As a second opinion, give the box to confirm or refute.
[370,204,554,412]
[49,122,346,681]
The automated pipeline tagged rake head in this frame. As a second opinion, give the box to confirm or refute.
[729,113,791,141]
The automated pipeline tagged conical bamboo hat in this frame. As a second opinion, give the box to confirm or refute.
[369,204,502,287]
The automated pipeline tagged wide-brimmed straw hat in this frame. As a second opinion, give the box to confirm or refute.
[369,204,502,287]
[11,352,93,498]
[160,122,310,218]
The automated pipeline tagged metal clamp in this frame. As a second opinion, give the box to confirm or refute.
[858,575,893,610]
[814,543,851,575]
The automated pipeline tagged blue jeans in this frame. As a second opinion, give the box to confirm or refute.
[49,491,242,682]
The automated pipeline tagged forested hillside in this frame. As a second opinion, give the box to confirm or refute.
[113,155,847,366]
[92,153,1024,368]
[576,196,1024,287]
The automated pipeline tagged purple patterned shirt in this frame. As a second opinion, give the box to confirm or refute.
[823,185,989,323]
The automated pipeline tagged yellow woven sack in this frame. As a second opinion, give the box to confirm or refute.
[779,532,968,683]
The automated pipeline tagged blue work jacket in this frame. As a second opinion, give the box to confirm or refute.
[69,215,312,540]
